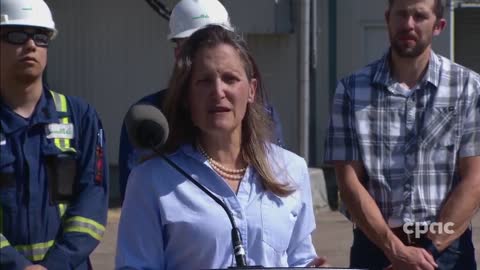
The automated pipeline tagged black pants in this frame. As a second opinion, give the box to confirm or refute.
[350,228,477,270]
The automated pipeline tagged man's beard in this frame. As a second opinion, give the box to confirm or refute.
[390,32,431,58]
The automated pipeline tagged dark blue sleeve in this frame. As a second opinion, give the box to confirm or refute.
[0,235,32,269]
[266,104,284,147]
[118,90,167,203]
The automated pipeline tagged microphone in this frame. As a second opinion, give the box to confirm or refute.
[124,104,248,267]
[124,104,169,149]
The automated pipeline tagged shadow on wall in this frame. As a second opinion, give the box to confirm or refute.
[323,166,339,211]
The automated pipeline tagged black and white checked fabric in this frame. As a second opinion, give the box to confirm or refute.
[324,50,480,225]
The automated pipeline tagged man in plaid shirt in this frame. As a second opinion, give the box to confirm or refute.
[324,0,480,269]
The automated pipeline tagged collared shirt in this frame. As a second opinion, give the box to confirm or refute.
[115,144,317,269]
[324,50,480,226]
[117,90,285,203]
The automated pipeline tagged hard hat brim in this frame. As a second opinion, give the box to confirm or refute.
[1,20,57,39]
[167,28,196,40]
[167,23,233,41]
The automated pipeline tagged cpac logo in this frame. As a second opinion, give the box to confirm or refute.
[403,222,454,239]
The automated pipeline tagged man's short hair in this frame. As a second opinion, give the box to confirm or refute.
[388,0,445,19]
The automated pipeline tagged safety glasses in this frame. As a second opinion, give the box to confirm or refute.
[0,31,50,47]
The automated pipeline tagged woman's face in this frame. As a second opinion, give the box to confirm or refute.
[188,43,256,138]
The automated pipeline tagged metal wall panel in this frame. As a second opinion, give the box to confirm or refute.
[222,0,293,34]
[245,33,300,152]
[312,0,333,166]
[40,0,340,165]
[45,0,176,164]
[455,8,480,73]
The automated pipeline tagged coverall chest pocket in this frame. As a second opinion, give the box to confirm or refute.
[45,154,78,204]
[261,194,298,253]
[0,153,17,210]
[43,143,78,204]
[419,106,460,149]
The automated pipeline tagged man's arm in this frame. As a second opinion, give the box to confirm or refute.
[429,82,480,252]
[428,156,480,251]
[0,233,33,270]
[335,161,437,269]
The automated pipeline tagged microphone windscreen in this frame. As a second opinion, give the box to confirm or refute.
[125,104,169,149]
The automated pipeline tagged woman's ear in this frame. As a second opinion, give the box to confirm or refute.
[248,78,257,103]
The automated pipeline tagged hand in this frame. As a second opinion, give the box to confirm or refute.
[307,256,331,267]
[386,246,438,270]
[24,265,47,270]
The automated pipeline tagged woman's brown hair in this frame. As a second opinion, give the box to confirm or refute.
[162,25,294,196]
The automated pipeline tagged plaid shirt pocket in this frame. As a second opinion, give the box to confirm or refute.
[419,106,460,149]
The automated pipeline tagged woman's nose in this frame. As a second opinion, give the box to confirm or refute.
[212,78,226,100]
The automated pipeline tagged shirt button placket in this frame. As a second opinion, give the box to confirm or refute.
[231,204,247,254]
[403,97,416,220]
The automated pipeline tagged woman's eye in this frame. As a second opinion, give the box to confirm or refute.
[197,78,211,84]
[223,75,239,84]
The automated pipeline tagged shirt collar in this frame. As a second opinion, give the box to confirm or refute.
[0,87,61,135]
[423,50,441,88]
[179,142,257,196]
[372,50,393,87]
[372,49,442,89]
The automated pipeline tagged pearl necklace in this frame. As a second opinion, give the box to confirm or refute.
[198,144,247,180]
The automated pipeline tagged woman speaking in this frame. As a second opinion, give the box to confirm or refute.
[115,25,328,269]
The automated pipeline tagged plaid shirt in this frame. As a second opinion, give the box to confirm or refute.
[324,50,480,225]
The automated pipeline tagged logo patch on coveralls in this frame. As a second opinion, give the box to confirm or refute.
[95,129,105,185]
[45,123,75,139]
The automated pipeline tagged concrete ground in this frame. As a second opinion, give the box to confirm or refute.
[91,207,480,269]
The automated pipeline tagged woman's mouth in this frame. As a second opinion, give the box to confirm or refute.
[208,106,231,113]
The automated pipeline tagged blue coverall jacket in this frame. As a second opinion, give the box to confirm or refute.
[0,88,109,270]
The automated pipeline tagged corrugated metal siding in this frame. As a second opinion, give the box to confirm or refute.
[455,8,480,74]
[226,1,302,152]
[42,0,332,164]
[313,0,333,166]
[245,34,300,152]
[45,0,175,164]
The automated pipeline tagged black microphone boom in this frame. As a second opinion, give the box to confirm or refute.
[124,104,248,267]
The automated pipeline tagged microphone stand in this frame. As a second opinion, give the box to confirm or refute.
[158,151,248,267]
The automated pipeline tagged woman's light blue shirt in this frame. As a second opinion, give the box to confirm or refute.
[115,144,317,269]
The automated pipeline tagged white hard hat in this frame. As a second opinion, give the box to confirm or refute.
[168,0,233,40]
[0,0,57,38]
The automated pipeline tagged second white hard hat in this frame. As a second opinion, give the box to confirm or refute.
[0,0,57,38]
[168,0,233,40]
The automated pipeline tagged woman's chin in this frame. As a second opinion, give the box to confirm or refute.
[201,123,239,136]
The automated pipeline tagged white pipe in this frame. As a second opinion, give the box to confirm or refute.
[450,0,455,61]
[299,0,310,161]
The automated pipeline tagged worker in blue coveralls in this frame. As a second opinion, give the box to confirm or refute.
[117,0,285,203]
[0,0,109,269]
